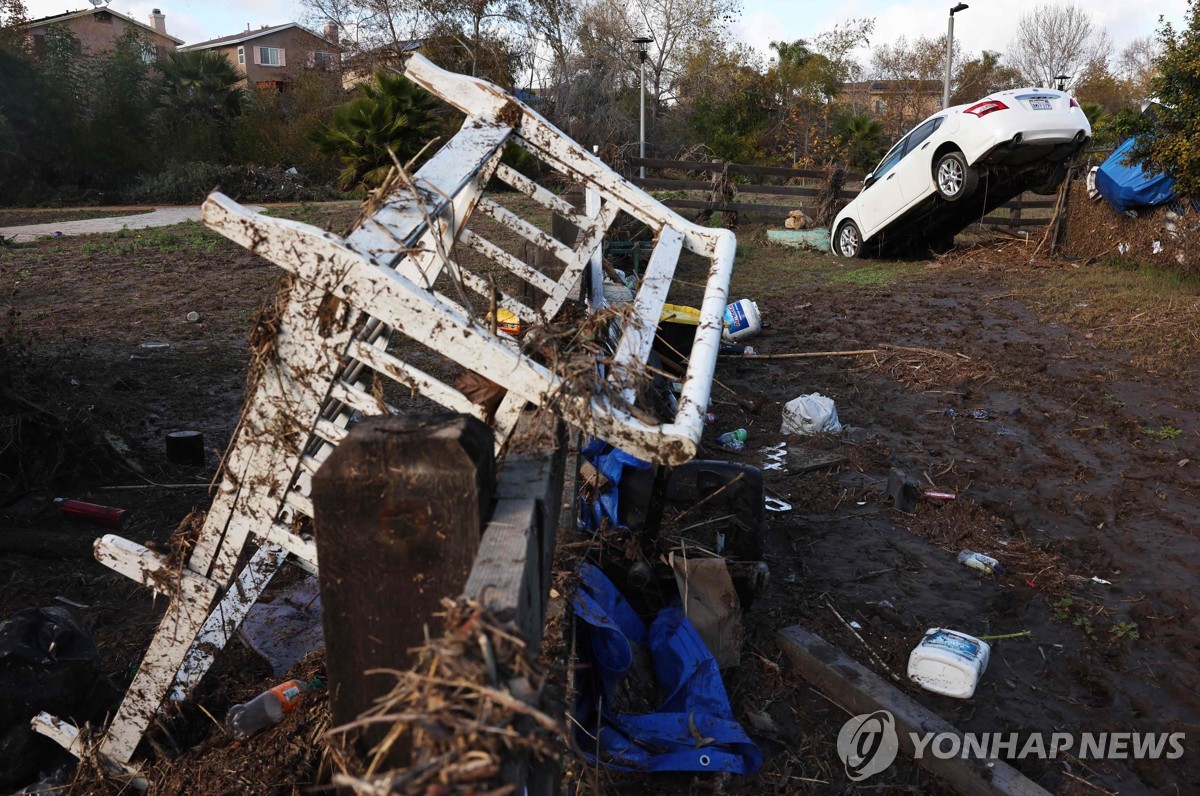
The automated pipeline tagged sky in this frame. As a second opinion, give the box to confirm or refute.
[23,0,1189,59]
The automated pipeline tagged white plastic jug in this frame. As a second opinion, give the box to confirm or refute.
[722,299,761,341]
[907,628,991,699]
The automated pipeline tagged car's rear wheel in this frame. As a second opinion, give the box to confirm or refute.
[934,151,978,202]
[835,220,864,258]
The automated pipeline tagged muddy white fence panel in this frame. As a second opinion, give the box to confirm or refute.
[32,54,734,772]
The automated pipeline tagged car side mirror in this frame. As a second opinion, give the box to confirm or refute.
[862,173,875,190]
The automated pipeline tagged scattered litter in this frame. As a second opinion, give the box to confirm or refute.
[1025,579,1038,589]
[705,412,717,425]
[139,342,170,350]
[885,468,921,514]
[958,549,1006,574]
[239,576,324,676]
[996,426,1022,439]
[715,428,748,452]
[923,491,956,501]
[671,554,744,668]
[54,498,131,532]
[722,299,761,342]
[849,621,863,631]
[855,498,867,506]
[970,409,995,420]
[943,408,957,417]
[781,393,842,436]
[878,599,895,610]
[908,628,991,699]
[225,676,322,740]
[762,442,787,471]
[1179,459,1190,467]
[186,311,201,323]
[165,430,206,466]
[764,496,792,512]
[53,597,89,610]
[1091,576,1113,586]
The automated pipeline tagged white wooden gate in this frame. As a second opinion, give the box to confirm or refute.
[33,53,736,773]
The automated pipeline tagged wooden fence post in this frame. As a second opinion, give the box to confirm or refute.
[311,413,495,762]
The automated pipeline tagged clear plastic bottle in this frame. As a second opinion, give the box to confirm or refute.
[225,679,318,740]
[957,549,1006,574]
[715,429,748,452]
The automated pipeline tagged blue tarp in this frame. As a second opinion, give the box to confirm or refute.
[1095,137,1176,212]
[578,439,653,532]
[571,562,762,774]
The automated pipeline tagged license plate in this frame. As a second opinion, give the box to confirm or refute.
[1030,98,1052,110]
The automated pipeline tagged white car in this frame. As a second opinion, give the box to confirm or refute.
[831,88,1091,258]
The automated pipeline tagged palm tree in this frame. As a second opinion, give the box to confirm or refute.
[155,50,244,119]
[309,71,442,191]
[834,112,887,170]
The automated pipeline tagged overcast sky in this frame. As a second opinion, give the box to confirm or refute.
[24,0,1188,61]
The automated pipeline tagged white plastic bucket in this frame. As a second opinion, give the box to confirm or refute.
[722,299,761,341]
[907,628,991,699]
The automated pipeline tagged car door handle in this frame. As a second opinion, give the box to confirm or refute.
[886,173,895,179]
[921,142,931,149]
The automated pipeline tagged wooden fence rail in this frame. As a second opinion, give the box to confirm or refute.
[630,157,1053,230]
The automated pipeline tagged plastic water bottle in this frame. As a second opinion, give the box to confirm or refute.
[958,549,1006,574]
[716,428,748,452]
[225,679,319,740]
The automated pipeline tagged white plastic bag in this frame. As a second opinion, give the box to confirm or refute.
[781,393,842,436]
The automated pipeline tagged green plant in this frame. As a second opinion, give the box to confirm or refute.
[1073,614,1096,637]
[1051,597,1075,622]
[309,71,442,191]
[1111,621,1140,642]
[1144,424,1182,440]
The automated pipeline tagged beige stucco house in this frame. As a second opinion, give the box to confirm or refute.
[23,7,182,59]
[179,22,341,90]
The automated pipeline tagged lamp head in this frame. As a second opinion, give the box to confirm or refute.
[951,3,969,13]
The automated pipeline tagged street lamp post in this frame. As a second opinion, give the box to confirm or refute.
[943,3,969,110]
[1055,74,1070,91]
[633,36,652,179]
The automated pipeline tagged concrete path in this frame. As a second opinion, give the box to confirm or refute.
[0,205,265,242]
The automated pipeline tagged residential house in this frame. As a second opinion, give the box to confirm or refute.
[179,22,341,91]
[23,7,182,60]
[842,79,943,138]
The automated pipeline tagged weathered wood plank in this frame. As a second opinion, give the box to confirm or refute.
[776,625,1051,796]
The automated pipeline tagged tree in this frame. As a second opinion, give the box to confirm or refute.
[832,111,885,170]
[675,39,771,162]
[1007,4,1110,89]
[1116,0,1200,198]
[1118,35,1163,100]
[155,49,245,161]
[309,71,442,189]
[951,50,1022,104]
[868,35,953,137]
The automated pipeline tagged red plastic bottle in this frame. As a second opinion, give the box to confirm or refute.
[55,498,132,531]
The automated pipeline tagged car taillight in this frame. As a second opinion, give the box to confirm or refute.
[964,100,1009,117]
[1070,97,1080,108]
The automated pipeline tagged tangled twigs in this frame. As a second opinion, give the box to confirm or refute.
[328,599,564,795]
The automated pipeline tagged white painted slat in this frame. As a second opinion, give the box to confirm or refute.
[458,228,557,294]
[284,488,315,518]
[347,339,485,420]
[495,163,583,222]
[440,258,540,323]
[328,378,393,416]
[475,197,575,262]
[541,200,620,319]
[612,226,683,370]
[313,418,348,445]
[168,542,287,701]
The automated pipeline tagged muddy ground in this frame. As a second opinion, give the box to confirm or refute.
[1,201,1199,795]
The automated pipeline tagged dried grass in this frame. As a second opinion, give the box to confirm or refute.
[329,599,564,795]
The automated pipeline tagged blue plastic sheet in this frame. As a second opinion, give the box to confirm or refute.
[572,562,762,774]
[578,439,653,532]
[1096,137,1176,213]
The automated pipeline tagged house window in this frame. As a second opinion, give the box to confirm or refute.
[259,46,281,66]
[312,51,333,69]
[141,43,155,64]
[874,99,888,114]
[237,46,245,64]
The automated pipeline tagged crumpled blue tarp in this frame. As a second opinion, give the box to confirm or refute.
[578,439,653,532]
[572,562,762,774]
[1096,136,1176,212]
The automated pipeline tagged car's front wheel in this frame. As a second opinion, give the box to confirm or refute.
[934,151,978,202]
[835,220,865,258]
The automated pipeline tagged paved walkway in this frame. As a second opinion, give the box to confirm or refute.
[0,205,265,242]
